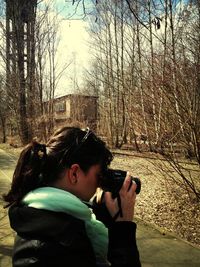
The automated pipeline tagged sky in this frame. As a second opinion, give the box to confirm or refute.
[39,0,94,96]
[56,19,91,96]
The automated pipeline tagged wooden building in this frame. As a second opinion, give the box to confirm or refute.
[45,94,98,131]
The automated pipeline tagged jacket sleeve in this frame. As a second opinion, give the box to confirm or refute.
[108,221,141,267]
[92,200,141,267]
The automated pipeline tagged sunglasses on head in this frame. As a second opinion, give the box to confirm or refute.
[79,127,92,145]
[59,127,94,165]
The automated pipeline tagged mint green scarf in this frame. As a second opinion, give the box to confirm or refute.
[22,187,108,260]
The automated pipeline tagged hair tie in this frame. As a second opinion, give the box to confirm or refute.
[37,148,45,159]
[30,143,47,161]
[37,144,47,160]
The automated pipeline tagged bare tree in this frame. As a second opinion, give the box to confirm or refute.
[0,74,6,142]
[85,0,200,200]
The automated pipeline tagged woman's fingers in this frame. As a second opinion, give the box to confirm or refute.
[104,191,118,218]
[95,188,104,204]
[120,171,137,196]
[121,171,132,193]
[104,171,138,221]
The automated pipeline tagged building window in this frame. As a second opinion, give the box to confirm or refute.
[55,101,66,112]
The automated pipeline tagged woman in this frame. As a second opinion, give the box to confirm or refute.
[4,127,141,267]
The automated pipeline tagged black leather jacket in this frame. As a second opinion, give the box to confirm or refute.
[9,204,141,267]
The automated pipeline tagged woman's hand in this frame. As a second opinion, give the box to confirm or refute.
[104,172,137,222]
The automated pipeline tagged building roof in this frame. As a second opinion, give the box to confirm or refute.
[43,93,98,103]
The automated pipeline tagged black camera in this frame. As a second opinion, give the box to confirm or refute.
[100,169,141,198]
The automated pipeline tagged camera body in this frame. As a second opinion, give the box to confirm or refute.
[100,169,141,198]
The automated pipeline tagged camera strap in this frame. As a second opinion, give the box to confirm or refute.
[112,195,123,221]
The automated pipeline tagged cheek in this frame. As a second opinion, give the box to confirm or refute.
[89,178,98,194]
[90,179,97,191]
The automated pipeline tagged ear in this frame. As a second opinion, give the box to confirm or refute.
[69,164,80,184]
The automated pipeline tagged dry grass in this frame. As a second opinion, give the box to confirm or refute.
[0,143,22,157]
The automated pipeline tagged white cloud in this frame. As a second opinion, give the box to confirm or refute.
[55,19,90,96]
[59,19,90,67]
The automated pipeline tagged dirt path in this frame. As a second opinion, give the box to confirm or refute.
[0,149,17,267]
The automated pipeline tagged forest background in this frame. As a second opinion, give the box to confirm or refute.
[0,0,199,246]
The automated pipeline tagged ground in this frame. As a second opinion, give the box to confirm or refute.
[111,151,200,248]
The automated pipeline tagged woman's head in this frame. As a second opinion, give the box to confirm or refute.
[3,127,113,206]
[46,127,112,175]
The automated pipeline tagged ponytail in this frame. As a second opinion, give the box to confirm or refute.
[3,140,47,207]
